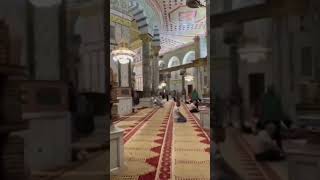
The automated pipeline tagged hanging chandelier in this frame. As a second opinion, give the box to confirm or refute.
[158,82,167,89]
[111,4,136,65]
[160,82,167,87]
[111,42,136,64]
[185,75,194,82]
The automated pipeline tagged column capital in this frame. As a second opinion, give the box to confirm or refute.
[166,72,171,79]
[180,68,186,75]
[152,46,161,56]
[223,22,243,45]
[193,35,200,42]
[140,33,153,43]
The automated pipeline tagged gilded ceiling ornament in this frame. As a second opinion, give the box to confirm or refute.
[152,46,161,56]
[110,16,131,27]
[130,40,142,50]
[140,34,153,43]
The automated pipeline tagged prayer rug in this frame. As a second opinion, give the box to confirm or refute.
[111,102,173,180]
[112,102,210,180]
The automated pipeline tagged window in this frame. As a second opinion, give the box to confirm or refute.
[301,46,313,77]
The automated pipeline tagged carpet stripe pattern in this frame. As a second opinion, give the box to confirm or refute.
[169,104,210,180]
[235,132,282,180]
[115,108,155,137]
[111,102,210,180]
[111,102,173,180]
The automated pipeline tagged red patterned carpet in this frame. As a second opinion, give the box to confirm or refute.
[111,101,210,180]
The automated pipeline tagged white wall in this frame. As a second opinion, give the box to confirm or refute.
[34,5,61,80]
[17,112,71,171]
[117,97,133,116]
[76,12,106,93]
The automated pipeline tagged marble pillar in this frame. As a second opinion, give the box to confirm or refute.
[194,36,201,92]
[152,46,161,95]
[223,22,243,129]
[19,3,72,171]
[33,4,61,80]
[180,69,186,101]
[166,73,171,92]
[140,34,153,97]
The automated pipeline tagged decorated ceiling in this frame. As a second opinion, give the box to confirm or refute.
[132,0,207,55]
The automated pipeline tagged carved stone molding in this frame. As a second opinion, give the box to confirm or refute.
[110,15,131,27]
[140,34,153,43]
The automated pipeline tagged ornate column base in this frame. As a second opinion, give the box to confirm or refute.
[110,125,124,175]
[139,97,153,108]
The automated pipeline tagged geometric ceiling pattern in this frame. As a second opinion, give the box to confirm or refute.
[143,0,207,54]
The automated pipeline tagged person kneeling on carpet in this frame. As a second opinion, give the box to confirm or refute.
[189,101,199,113]
[255,121,285,161]
[173,101,187,123]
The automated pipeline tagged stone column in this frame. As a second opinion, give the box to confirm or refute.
[140,33,153,97]
[166,72,171,92]
[180,69,187,102]
[194,36,201,92]
[152,46,161,95]
[223,22,243,129]
[33,4,61,80]
[223,23,242,96]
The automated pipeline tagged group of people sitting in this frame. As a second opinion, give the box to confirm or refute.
[255,121,285,161]
[167,89,202,123]
[253,86,288,161]
[152,96,164,107]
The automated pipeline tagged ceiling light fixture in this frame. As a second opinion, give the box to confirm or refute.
[160,82,167,87]
[111,42,136,64]
[111,4,136,64]
[185,75,194,82]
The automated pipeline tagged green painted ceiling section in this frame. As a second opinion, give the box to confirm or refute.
[132,0,160,30]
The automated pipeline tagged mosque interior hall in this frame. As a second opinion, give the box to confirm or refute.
[1,0,320,180]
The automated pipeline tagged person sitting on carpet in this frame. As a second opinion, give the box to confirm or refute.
[255,121,285,161]
[173,101,187,123]
[189,101,199,113]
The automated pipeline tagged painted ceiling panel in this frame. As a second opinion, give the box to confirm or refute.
[135,0,206,55]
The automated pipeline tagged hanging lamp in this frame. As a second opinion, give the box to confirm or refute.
[185,74,194,82]
[160,82,167,87]
[111,42,136,64]
[111,4,136,65]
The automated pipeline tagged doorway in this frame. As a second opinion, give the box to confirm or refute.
[187,84,193,97]
[249,73,265,105]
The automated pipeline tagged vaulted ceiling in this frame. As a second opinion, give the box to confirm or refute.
[134,0,207,55]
